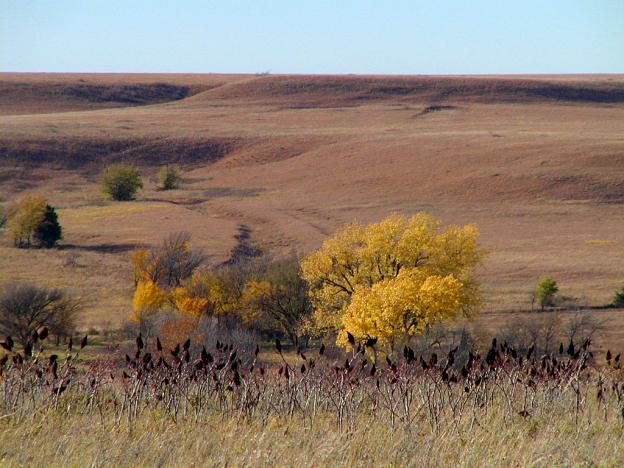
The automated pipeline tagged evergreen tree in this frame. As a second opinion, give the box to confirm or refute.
[33,205,62,248]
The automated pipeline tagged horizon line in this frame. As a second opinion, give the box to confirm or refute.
[1,71,623,77]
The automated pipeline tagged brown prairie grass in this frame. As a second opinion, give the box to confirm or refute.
[1,407,622,467]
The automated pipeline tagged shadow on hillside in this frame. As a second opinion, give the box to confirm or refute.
[0,169,41,194]
[141,197,205,206]
[203,187,265,198]
[417,105,458,116]
[59,243,144,254]
[0,136,241,171]
[180,176,214,184]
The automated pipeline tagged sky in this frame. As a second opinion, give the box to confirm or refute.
[1,0,623,74]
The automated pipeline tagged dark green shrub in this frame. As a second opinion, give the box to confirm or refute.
[613,287,624,307]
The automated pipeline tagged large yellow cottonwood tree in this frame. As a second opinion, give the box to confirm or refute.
[300,213,483,352]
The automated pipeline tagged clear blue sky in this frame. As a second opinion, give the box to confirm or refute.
[1,0,623,74]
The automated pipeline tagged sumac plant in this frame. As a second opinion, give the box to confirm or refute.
[2,331,624,434]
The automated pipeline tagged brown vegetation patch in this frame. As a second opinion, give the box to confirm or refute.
[441,174,624,203]
[419,105,458,115]
[58,242,145,254]
[0,136,242,170]
[218,136,331,168]
[0,74,242,115]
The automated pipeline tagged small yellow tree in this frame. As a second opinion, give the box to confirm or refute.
[131,233,205,324]
[6,196,47,247]
[131,254,238,325]
[130,279,168,323]
[301,213,483,353]
[172,271,237,318]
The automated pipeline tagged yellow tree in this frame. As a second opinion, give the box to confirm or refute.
[172,271,238,318]
[6,196,47,247]
[162,270,242,346]
[132,269,240,325]
[130,279,168,323]
[301,213,483,353]
[130,233,205,323]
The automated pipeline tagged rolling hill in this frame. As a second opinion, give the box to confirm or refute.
[1,73,623,334]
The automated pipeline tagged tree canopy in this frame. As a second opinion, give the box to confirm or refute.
[535,277,559,311]
[241,255,311,345]
[33,205,63,248]
[301,213,483,352]
[613,286,624,308]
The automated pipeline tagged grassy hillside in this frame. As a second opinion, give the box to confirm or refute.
[0,73,247,115]
[1,73,623,335]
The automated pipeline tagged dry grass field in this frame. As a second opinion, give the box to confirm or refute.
[3,408,622,467]
[1,73,623,348]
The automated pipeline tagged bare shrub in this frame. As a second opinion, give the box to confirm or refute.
[0,282,81,346]
[120,320,143,340]
[497,314,562,355]
[565,311,605,346]
[242,254,311,346]
[409,323,478,369]
[195,315,258,357]
[143,309,258,357]
[135,232,205,289]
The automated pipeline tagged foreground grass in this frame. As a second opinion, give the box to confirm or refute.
[2,329,623,466]
[1,405,622,467]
